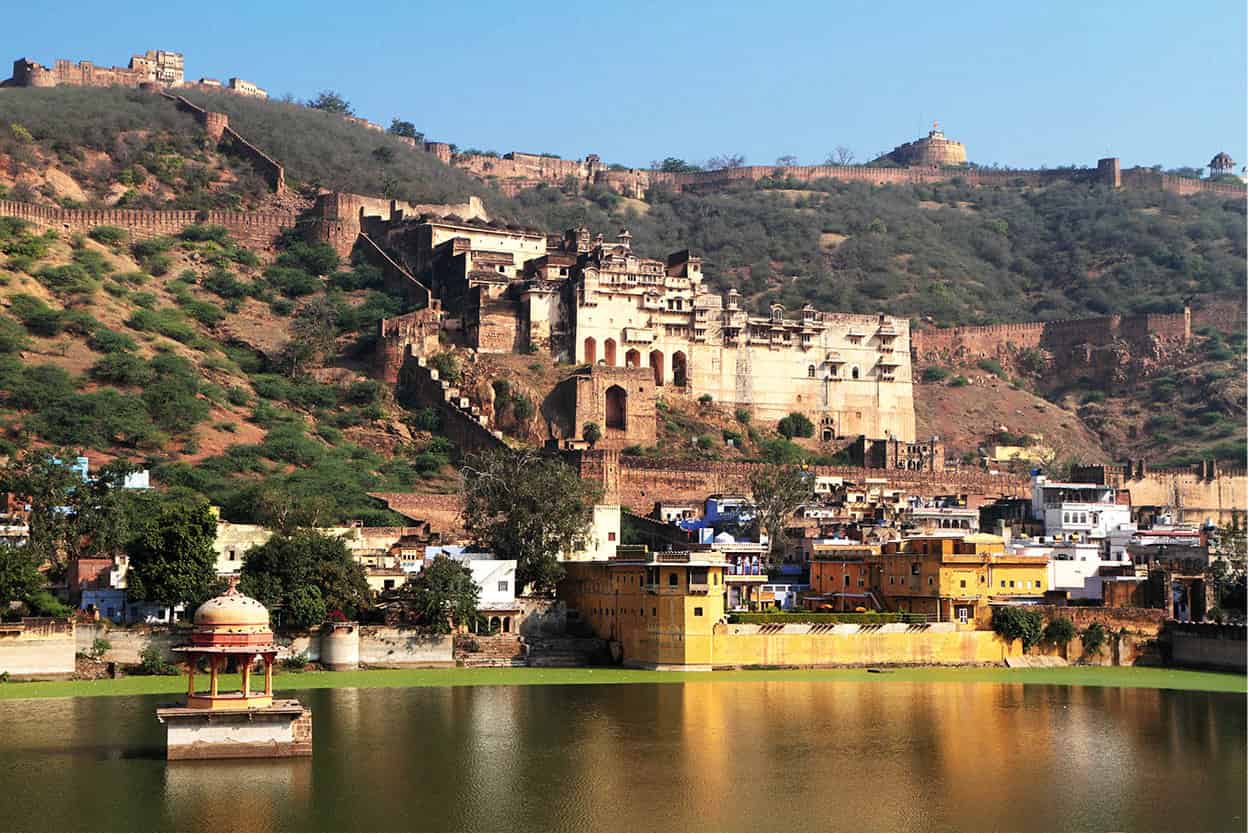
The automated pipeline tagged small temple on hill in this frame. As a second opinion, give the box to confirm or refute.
[155,581,312,760]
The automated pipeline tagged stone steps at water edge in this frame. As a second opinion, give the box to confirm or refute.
[1003,656,1069,668]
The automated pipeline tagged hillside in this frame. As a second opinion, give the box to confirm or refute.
[0,84,1243,523]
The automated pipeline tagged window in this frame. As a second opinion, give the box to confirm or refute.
[928,577,934,586]
[652,607,657,616]
[498,581,509,592]
[911,563,920,576]
[1009,580,1015,588]
[668,573,678,586]
[808,365,816,378]
[844,575,850,587]
[852,366,860,380]
[227,549,237,561]
[960,579,967,588]
[694,607,703,617]
[607,532,616,541]
[1000,580,1006,588]
[858,578,864,588]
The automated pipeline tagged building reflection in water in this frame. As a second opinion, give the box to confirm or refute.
[164,758,312,830]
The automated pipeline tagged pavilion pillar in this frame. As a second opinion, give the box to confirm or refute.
[209,656,219,697]
[240,654,252,697]
[264,654,274,696]
[186,655,196,697]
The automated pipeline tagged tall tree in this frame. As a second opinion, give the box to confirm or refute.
[240,530,371,627]
[748,465,812,566]
[0,450,138,576]
[706,153,746,170]
[826,146,856,166]
[404,556,479,632]
[461,449,603,594]
[125,496,218,612]
[307,90,353,115]
[0,543,42,610]
[775,155,800,167]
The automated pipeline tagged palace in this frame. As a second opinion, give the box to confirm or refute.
[375,216,916,442]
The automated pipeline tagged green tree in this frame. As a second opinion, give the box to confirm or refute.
[240,529,371,627]
[307,90,352,115]
[0,544,42,612]
[777,412,814,438]
[992,606,1044,651]
[748,465,812,566]
[125,497,218,612]
[388,119,423,142]
[461,449,603,594]
[582,422,602,446]
[1043,616,1077,648]
[1081,621,1108,657]
[403,555,479,632]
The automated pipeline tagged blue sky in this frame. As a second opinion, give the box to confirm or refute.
[2,0,1244,171]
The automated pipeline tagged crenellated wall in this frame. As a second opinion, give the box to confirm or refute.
[910,308,1202,372]
[377,307,441,383]
[0,199,297,251]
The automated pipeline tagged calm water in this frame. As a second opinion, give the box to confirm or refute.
[0,682,1244,832]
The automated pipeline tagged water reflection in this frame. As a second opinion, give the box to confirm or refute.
[0,681,1242,832]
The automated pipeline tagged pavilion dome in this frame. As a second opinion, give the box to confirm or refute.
[1210,152,1234,168]
[190,582,274,646]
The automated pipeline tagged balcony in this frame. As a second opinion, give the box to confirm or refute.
[688,583,710,595]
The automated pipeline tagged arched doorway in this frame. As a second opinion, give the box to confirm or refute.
[584,337,596,364]
[604,338,617,366]
[649,350,664,385]
[605,385,627,429]
[672,351,688,387]
[625,348,641,368]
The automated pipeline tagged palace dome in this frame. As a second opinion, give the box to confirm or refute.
[1210,152,1234,169]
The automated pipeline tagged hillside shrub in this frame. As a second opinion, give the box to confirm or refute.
[777,411,814,438]
[180,224,231,244]
[202,267,248,299]
[9,294,64,336]
[977,358,1006,378]
[35,263,97,296]
[949,375,969,387]
[88,225,127,246]
[88,327,138,353]
[922,366,952,382]
[0,315,31,353]
[428,352,460,383]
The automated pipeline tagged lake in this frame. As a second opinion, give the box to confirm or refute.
[0,681,1243,831]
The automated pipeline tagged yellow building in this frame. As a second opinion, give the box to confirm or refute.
[880,534,1049,626]
[557,545,726,670]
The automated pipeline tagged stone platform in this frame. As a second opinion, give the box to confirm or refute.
[156,699,312,760]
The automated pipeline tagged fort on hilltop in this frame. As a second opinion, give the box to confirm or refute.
[882,122,968,167]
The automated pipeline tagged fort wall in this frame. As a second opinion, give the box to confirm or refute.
[0,199,297,251]
[910,308,1201,366]
[161,93,286,191]
[305,191,487,257]
[569,450,1028,513]
[377,308,442,383]
[395,351,507,453]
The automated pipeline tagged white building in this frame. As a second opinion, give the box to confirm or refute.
[563,505,621,561]
[1030,475,1132,541]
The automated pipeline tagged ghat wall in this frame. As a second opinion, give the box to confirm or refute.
[0,618,76,679]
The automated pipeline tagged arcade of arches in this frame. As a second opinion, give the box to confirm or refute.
[583,338,688,389]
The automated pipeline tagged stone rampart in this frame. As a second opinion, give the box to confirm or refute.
[0,618,76,679]
[161,92,286,191]
[0,199,296,252]
[911,309,1194,366]
[396,351,507,453]
[569,450,1027,513]
[377,308,441,383]
[306,191,487,257]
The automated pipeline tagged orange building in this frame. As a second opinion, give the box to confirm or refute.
[805,543,883,611]
[879,534,1049,626]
